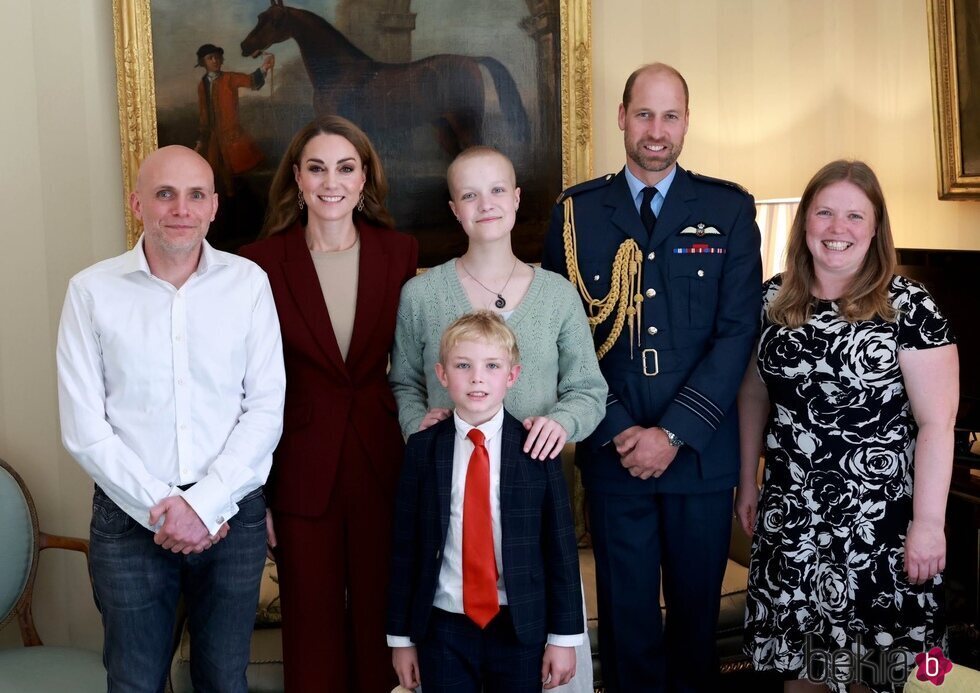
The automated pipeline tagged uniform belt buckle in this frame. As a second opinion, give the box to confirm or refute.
[642,348,659,377]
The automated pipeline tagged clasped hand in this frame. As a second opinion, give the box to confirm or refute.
[149,496,228,555]
[614,426,678,479]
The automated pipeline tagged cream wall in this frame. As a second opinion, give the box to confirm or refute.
[0,0,978,651]
[592,0,980,248]
[0,0,122,649]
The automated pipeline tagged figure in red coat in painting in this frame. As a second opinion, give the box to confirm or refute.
[194,43,274,197]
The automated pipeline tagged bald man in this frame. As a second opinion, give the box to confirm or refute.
[57,145,285,692]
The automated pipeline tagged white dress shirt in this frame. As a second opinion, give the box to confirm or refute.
[435,408,508,615]
[388,407,583,648]
[57,236,286,535]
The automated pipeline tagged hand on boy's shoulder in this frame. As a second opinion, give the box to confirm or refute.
[522,416,568,461]
[419,407,452,432]
[406,414,455,444]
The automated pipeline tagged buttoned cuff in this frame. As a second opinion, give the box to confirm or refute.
[387,635,415,648]
[547,632,585,647]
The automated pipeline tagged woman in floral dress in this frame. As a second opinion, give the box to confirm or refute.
[735,160,958,692]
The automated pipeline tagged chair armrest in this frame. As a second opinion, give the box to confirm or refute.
[38,532,89,558]
[14,533,89,648]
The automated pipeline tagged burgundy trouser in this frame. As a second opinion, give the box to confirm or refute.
[273,434,397,693]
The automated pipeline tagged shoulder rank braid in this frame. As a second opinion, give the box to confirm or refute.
[562,196,644,360]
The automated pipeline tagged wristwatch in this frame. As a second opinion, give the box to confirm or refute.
[660,427,684,448]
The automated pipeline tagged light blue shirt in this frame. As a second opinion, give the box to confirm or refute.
[623,164,677,220]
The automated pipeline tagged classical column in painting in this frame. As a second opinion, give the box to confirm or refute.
[521,1,559,169]
[335,0,416,63]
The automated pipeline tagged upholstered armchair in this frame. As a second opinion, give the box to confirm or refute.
[0,458,105,691]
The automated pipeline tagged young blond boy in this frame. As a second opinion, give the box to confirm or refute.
[387,312,584,692]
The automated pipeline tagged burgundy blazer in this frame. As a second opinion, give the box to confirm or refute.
[240,221,419,517]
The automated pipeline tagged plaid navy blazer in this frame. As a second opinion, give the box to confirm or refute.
[386,410,583,646]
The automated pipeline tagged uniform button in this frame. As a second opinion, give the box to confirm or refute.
[647,251,656,261]
[593,274,601,281]
[180,424,188,431]
[645,288,657,298]
[175,334,183,342]
[647,326,658,336]
[177,378,185,386]
[697,269,705,277]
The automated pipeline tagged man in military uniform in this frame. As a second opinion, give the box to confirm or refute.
[542,63,762,691]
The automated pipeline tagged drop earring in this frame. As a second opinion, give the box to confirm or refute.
[297,190,305,210]
[356,193,365,212]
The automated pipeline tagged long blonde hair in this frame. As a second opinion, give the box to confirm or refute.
[262,115,394,236]
[768,160,896,328]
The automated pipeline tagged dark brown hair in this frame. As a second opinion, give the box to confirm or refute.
[768,160,897,327]
[262,115,394,236]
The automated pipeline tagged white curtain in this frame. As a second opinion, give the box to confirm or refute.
[756,198,800,281]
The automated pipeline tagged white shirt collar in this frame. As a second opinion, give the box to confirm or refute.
[126,235,228,278]
[453,406,505,443]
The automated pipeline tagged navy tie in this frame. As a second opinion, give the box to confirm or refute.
[640,186,657,234]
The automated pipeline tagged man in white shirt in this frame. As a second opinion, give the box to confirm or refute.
[57,145,285,693]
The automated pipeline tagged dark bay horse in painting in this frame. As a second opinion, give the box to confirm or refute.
[241,0,530,155]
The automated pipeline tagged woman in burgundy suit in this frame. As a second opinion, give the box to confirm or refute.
[240,115,418,692]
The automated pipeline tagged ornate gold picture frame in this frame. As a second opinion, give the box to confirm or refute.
[112,0,593,261]
[928,0,980,199]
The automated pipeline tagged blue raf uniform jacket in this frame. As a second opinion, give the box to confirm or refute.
[542,165,762,495]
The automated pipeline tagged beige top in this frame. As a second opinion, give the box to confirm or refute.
[310,238,360,360]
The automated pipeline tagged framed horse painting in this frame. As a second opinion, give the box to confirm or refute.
[112,0,593,264]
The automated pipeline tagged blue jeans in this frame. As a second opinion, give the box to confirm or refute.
[88,486,267,693]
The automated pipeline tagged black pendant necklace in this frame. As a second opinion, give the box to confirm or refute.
[459,257,518,309]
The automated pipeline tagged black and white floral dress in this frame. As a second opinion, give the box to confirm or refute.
[744,274,953,692]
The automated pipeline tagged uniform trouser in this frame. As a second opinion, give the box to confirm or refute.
[88,486,267,693]
[272,434,397,693]
[589,488,732,693]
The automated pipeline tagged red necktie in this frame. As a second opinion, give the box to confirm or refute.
[463,428,499,628]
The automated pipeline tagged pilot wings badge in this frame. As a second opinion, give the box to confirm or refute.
[679,222,722,237]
